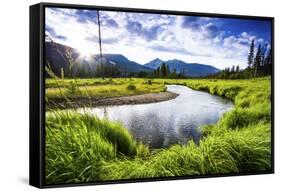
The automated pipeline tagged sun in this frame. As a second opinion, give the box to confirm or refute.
[75,41,93,61]
[79,50,91,61]
[78,47,93,61]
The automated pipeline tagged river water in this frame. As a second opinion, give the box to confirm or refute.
[78,85,233,148]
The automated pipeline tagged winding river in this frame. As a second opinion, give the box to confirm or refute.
[78,85,233,149]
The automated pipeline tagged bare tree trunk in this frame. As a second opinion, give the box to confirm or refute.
[97,10,104,79]
[254,64,257,78]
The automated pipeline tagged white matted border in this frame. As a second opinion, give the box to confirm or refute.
[0,0,279,190]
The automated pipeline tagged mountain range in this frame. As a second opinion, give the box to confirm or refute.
[144,58,220,77]
[45,35,220,77]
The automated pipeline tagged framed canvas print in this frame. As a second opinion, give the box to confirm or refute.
[29,2,274,188]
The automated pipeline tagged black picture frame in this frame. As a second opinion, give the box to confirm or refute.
[30,2,274,188]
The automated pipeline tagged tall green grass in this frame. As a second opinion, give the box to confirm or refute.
[45,77,272,184]
[100,123,270,180]
[46,111,138,184]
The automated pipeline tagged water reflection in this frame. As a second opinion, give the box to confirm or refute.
[78,85,233,149]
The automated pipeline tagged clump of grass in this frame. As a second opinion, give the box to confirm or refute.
[197,85,209,92]
[216,86,241,100]
[45,111,137,184]
[136,144,150,159]
[66,81,78,94]
[127,84,136,91]
[100,123,271,180]
[219,103,271,129]
[200,124,215,137]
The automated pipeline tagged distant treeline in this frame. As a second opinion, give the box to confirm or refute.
[83,64,152,78]
[73,62,187,79]
[93,63,121,78]
[152,63,186,79]
[47,60,187,79]
[207,40,272,79]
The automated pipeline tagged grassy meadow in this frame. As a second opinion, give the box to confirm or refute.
[46,78,166,99]
[45,77,272,184]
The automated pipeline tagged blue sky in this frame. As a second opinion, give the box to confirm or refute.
[45,7,271,69]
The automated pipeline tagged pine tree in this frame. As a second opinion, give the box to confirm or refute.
[156,67,160,77]
[161,62,167,78]
[231,65,235,73]
[248,40,255,78]
[153,70,157,77]
[254,44,262,78]
[264,47,272,75]
[181,68,185,77]
[225,67,230,79]
[235,65,240,73]
[167,64,170,77]
[261,44,267,66]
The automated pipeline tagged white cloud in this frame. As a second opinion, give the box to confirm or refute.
[46,8,100,56]
[46,8,268,70]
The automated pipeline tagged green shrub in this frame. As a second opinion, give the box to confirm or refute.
[127,84,136,91]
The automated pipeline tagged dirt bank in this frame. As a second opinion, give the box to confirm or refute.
[46,91,178,110]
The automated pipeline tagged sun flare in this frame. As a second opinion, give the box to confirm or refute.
[79,49,92,60]
[79,47,93,60]
[75,41,95,60]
